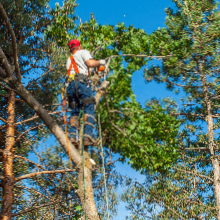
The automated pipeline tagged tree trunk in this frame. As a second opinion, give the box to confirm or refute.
[201,74,220,219]
[1,91,15,220]
[76,125,100,220]
[77,152,99,220]
[7,80,101,220]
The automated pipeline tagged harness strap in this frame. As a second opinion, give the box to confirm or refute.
[67,56,79,77]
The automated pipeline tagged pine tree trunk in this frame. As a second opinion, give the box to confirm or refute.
[77,153,100,220]
[202,74,220,219]
[1,91,15,220]
[76,123,100,220]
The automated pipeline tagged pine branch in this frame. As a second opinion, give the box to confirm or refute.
[0,67,6,78]
[0,3,21,82]
[14,124,45,146]
[108,53,171,59]
[0,117,7,124]
[15,111,62,126]
[15,169,75,182]
[14,155,46,171]
[0,47,14,77]
[11,197,74,217]
[172,167,213,182]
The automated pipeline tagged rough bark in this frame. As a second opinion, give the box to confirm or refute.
[76,124,100,220]
[94,80,109,109]
[1,91,15,220]
[201,74,220,219]
[6,79,106,220]
[77,152,99,220]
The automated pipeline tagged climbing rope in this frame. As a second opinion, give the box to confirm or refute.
[79,109,87,220]
[61,89,72,167]
[98,110,110,220]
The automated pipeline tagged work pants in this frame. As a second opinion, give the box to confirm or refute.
[66,80,95,139]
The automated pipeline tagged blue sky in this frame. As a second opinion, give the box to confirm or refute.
[48,0,177,219]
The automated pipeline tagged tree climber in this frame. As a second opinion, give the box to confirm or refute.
[66,39,105,146]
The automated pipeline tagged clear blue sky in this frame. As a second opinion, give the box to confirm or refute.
[48,0,177,219]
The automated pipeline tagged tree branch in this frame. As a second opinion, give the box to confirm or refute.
[0,4,20,81]
[172,167,213,182]
[14,124,45,146]
[0,3,21,82]
[15,111,62,126]
[0,67,6,78]
[15,169,75,182]
[0,47,14,78]
[0,117,7,124]
[14,155,46,171]
[107,53,172,60]
[11,197,74,217]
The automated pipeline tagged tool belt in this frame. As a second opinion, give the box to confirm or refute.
[69,97,95,109]
[74,73,89,84]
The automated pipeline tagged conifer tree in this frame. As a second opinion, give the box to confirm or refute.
[121,0,220,219]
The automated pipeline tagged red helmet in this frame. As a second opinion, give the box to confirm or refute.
[68,39,80,49]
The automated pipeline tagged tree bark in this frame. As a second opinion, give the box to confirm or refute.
[77,152,99,220]
[6,80,103,220]
[76,124,100,220]
[201,74,220,219]
[1,91,15,220]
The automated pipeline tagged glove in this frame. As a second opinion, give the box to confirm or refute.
[99,59,106,65]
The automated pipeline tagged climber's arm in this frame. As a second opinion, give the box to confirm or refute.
[86,59,105,68]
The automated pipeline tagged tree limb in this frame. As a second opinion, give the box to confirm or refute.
[13,155,46,171]
[11,197,74,217]
[15,169,75,182]
[172,167,213,182]
[0,3,21,82]
[0,47,14,78]
[0,67,6,78]
[107,54,172,59]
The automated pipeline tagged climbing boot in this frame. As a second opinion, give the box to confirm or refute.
[69,137,78,146]
[83,137,94,146]
[70,115,79,128]
[83,136,99,146]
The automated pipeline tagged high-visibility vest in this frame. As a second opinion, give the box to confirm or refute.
[67,56,79,81]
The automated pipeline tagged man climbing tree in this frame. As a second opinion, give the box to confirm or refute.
[66,39,106,146]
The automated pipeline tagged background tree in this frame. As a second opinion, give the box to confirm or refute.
[121,0,220,219]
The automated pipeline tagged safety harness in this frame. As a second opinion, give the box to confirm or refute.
[66,55,95,108]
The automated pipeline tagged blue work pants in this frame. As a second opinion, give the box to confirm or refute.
[67,80,95,139]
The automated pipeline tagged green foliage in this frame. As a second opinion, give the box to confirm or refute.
[100,96,180,173]
[44,0,77,46]
[127,0,220,218]
[66,16,180,173]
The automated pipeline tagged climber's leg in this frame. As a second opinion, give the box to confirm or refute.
[67,81,79,143]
